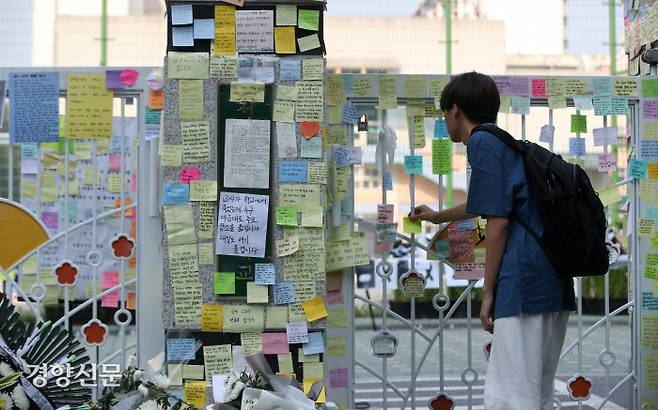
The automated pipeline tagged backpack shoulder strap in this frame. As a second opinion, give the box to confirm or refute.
[471,125,525,155]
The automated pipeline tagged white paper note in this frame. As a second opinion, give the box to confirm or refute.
[216,192,269,258]
[224,119,271,189]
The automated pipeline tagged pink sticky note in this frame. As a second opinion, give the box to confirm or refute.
[105,70,124,89]
[262,333,289,354]
[644,100,658,119]
[329,368,348,388]
[41,212,59,230]
[120,69,139,87]
[101,291,119,308]
[102,271,120,289]
[131,174,137,192]
[108,154,121,173]
[180,167,201,184]
[531,78,546,97]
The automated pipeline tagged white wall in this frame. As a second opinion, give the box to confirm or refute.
[0,0,34,66]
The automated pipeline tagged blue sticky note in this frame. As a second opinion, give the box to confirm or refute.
[335,147,349,167]
[642,140,658,160]
[568,138,586,156]
[145,107,161,125]
[172,25,194,47]
[171,4,193,25]
[342,104,358,125]
[166,338,196,361]
[301,136,322,159]
[9,72,60,143]
[383,171,392,190]
[510,96,530,115]
[255,263,276,285]
[193,19,215,39]
[105,70,124,89]
[280,59,302,81]
[279,160,308,183]
[629,158,648,179]
[592,97,611,116]
[646,207,658,221]
[21,143,39,159]
[302,332,325,355]
[342,76,355,96]
[163,183,190,205]
[404,155,423,174]
[434,119,448,138]
[592,77,611,96]
[610,97,629,115]
[273,282,296,305]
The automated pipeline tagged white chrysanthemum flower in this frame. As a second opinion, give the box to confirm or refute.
[133,369,145,381]
[138,383,150,397]
[225,380,246,402]
[11,385,30,410]
[152,373,170,389]
[126,354,138,369]
[0,393,14,410]
[0,362,14,377]
[242,399,258,410]
[136,399,160,410]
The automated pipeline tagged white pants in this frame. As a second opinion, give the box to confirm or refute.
[484,311,569,410]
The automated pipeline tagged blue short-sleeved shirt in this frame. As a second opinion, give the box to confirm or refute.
[466,124,576,320]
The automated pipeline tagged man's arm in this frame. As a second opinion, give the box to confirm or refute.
[409,202,475,224]
[479,216,509,333]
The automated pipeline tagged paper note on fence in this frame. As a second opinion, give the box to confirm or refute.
[216,192,269,258]
[224,119,270,189]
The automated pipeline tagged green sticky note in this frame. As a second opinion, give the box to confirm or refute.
[298,9,319,31]
[570,114,587,133]
[643,78,658,98]
[432,139,451,175]
[276,205,298,226]
[214,272,235,295]
[403,217,422,234]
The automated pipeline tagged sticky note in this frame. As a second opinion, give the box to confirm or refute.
[286,322,309,343]
[235,10,274,53]
[167,338,196,361]
[223,305,265,333]
[179,80,204,120]
[230,82,265,102]
[573,96,594,111]
[614,79,637,97]
[404,155,423,174]
[640,219,657,237]
[247,282,269,303]
[194,19,215,39]
[327,336,347,357]
[214,272,236,294]
[302,59,324,80]
[510,96,530,115]
[276,205,299,226]
[302,296,328,322]
[273,281,296,304]
[547,96,567,109]
[643,78,658,98]
[434,119,448,138]
[302,332,325,355]
[171,4,193,25]
[182,364,205,380]
[630,158,649,179]
[184,381,206,408]
[275,27,297,54]
[297,34,321,52]
[301,207,323,227]
[327,307,348,328]
[262,333,289,354]
[241,332,263,355]
[280,58,302,81]
[168,364,183,386]
[210,56,238,79]
[298,9,320,31]
[172,26,194,47]
[432,138,451,175]
[593,127,617,146]
[278,353,294,373]
[273,99,296,122]
[568,138,586,156]
[179,167,201,184]
[329,368,348,388]
[161,145,183,167]
[570,114,587,133]
[276,4,297,25]
[403,217,422,234]
[598,185,621,206]
[214,5,237,56]
[279,160,308,183]
[266,306,288,329]
[255,263,276,285]
[201,304,223,332]
[203,345,232,380]
[303,362,323,379]
[189,180,217,201]
[378,75,397,109]
[66,73,112,139]
[593,97,611,115]
[597,154,616,172]
[163,183,190,205]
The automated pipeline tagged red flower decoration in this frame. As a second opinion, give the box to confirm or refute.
[54,262,79,286]
[82,320,108,345]
[429,393,454,410]
[568,375,592,400]
[111,235,135,259]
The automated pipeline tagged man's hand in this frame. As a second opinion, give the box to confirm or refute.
[408,205,437,223]
[480,293,494,334]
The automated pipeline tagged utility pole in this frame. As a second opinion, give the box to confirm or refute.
[444,0,454,207]
[100,0,108,66]
[609,0,621,230]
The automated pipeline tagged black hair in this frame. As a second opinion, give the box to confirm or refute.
[439,71,500,124]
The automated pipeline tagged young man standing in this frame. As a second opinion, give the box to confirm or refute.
[409,72,575,410]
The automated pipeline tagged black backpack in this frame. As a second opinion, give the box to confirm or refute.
[471,125,609,277]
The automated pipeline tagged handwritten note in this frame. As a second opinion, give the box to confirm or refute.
[275,26,296,54]
[163,183,190,205]
[216,192,269,258]
[597,154,616,172]
[279,160,308,183]
[297,34,321,52]
[210,56,238,80]
[593,127,617,146]
[614,79,637,97]
[378,75,397,109]
[404,155,423,174]
[66,73,112,139]
[568,138,586,156]
[432,138,451,175]
[203,344,232,380]
[190,180,217,201]
[255,263,276,285]
[184,381,207,408]
[201,304,223,332]
[214,5,236,55]
[570,114,587,133]
[161,145,183,167]
[296,81,323,122]
[276,4,297,25]
[230,82,265,102]
[167,338,197,361]
[247,282,269,303]
[181,121,210,163]
[273,281,296,304]
[223,304,265,333]
[273,99,295,122]
[276,122,297,158]
[262,333,289,354]
[403,217,422,234]
[167,52,209,79]
[164,205,196,246]
[236,10,273,52]
[179,79,203,120]
[287,322,309,343]
[276,205,299,226]
[8,72,59,143]
[224,119,270,188]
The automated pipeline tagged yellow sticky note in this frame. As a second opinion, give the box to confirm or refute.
[198,242,215,264]
[66,73,113,139]
[74,143,92,160]
[299,348,320,362]
[598,185,621,207]
[168,364,183,386]
[190,180,218,201]
[302,59,324,81]
[302,296,328,322]
[327,307,348,328]
[182,364,205,380]
[241,332,263,355]
[214,5,236,56]
[327,336,347,357]
[247,282,269,304]
[640,219,656,238]
[402,75,425,98]
[266,306,288,329]
[317,387,326,403]
[278,353,294,373]
[179,80,204,120]
[21,180,37,199]
[275,27,296,54]
[378,75,397,109]
[203,345,232,380]
[273,100,296,123]
[498,95,511,113]
[303,362,324,379]
[161,145,183,167]
[403,217,422,234]
[107,173,123,193]
[353,77,372,97]
[548,96,567,109]
[167,52,209,79]
[184,380,207,408]
[301,207,323,227]
[223,304,265,333]
[230,82,265,102]
[201,304,223,332]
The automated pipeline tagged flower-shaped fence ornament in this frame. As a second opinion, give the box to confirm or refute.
[81,320,109,346]
[399,270,426,298]
[567,375,592,401]
[54,261,80,286]
[429,393,455,410]
[111,234,135,260]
